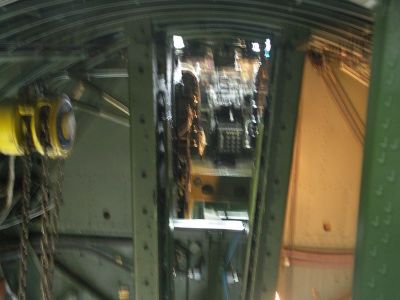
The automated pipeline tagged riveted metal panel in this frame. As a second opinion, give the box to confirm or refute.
[282,58,367,251]
[353,1,400,299]
[60,111,131,237]
[127,20,160,300]
[245,28,308,300]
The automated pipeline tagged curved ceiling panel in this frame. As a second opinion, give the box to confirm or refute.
[0,1,373,96]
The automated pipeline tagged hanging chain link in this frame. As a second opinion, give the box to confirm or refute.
[16,102,64,300]
[17,121,32,300]
[39,151,52,300]
[39,121,64,300]
[38,118,54,300]
[47,158,64,297]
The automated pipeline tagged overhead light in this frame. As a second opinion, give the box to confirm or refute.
[171,219,247,232]
[275,291,281,300]
[265,38,272,58]
[252,42,260,52]
[265,38,272,52]
[173,35,185,49]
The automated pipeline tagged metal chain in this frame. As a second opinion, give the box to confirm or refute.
[16,100,64,299]
[17,143,32,300]
[39,152,52,300]
[39,125,64,300]
[47,158,64,296]
[38,117,58,300]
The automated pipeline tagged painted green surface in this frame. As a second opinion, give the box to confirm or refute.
[0,2,377,300]
[127,20,160,300]
[246,29,307,300]
[353,1,400,299]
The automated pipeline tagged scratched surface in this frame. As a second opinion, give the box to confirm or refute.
[353,1,400,299]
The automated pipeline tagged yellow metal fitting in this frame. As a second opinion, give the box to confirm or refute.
[0,95,75,157]
[0,103,26,155]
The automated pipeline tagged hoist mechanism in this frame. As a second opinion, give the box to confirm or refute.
[0,94,72,299]
[0,94,76,158]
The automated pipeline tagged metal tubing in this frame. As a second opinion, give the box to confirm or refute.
[72,100,129,127]
[73,78,129,116]
[0,60,82,97]
[0,235,133,272]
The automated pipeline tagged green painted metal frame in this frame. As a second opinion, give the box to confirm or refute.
[353,1,400,299]
[127,20,160,300]
[154,30,175,300]
[240,124,264,300]
[244,28,308,300]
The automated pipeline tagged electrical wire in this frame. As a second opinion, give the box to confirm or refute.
[6,156,15,211]
[225,233,242,266]
[0,156,15,225]
[222,233,243,300]
[0,203,55,230]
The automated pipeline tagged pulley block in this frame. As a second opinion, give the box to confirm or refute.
[0,94,76,157]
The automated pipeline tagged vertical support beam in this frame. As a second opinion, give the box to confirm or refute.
[208,234,224,300]
[246,29,307,300]
[155,31,175,300]
[353,1,400,299]
[127,20,160,300]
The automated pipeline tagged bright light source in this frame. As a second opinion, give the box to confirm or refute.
[173,35,185,49]
[264,38,272,58]
[275,291,281,300]
[265,38,272,52]
[252,42,260,52]
[172,219,246,232]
